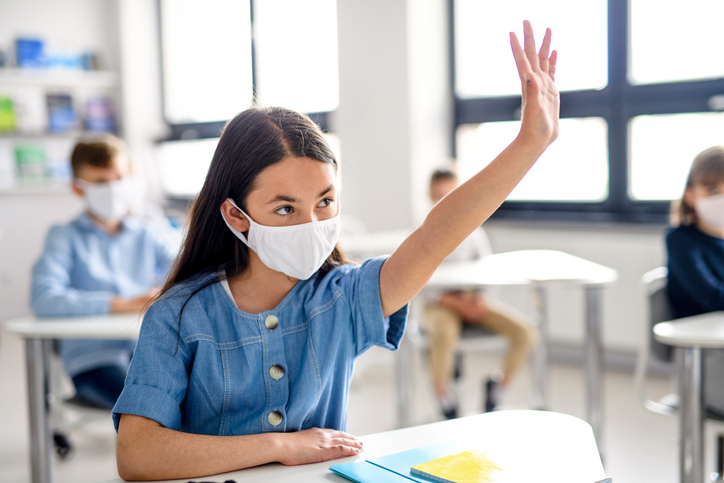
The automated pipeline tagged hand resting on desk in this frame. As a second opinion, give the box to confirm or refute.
[116,415,362,481]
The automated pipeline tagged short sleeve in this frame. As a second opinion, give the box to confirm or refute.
[338,256,408,356]
[112,299,192,432]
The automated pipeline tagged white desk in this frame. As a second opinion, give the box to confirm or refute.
[99,410,607,483]
[399,250,617,453]
[339,229,410,260]
[5,314,142,483]
[654,311,724,483]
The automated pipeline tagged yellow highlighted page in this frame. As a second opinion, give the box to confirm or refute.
[410,449,502,483]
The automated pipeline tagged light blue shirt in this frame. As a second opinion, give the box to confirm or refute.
[112,256,408,435]
[31,213,178,377]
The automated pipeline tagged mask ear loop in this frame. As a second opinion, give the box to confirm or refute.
[220,198,253,246]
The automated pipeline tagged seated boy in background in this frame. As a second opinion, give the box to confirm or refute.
[31,135,178,409]
[425,168,538,418]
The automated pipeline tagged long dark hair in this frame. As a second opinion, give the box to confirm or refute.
[672,146,724,226]
[160,106,351,302]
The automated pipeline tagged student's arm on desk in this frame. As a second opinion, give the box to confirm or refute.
[380,22,559,318]
[116,414,362,481]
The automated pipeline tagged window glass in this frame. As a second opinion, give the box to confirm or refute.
[156,138,219,198]
[629,0,724,85]
[456,117,609,201]
[629,113,724,201]
[454,0,607,97]
[160,0,253,123]
[254,0,339,112]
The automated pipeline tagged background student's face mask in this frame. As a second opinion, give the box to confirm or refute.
[221,198,342,280]
[696,193,724,230]
[77,178,136,222]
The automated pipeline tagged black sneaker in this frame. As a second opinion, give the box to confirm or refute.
[484,371,504,413]
[439,387,458,420]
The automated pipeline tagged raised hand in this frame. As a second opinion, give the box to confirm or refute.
[277,427,363,465]
[510,20,560,155]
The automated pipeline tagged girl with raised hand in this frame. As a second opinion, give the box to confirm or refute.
[114,20,559,481]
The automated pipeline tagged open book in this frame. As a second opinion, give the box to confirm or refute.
[329,442,500,483]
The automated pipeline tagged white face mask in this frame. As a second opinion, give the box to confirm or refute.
[221,198,342,280]
[76,178,136,222]
[696,193,724,230]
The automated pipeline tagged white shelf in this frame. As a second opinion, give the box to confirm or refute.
[0,68,118,88]
[0,132,83,140]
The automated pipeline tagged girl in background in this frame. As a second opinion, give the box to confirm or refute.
[113,21,559,480]
[667,145,724,417]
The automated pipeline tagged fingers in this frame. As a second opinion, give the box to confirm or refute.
[335,438,363,449]
[333,430,360,441]
[538,28,552,74]
[522,20,539,72]
[548,50,558,82]
[510,31,531,86]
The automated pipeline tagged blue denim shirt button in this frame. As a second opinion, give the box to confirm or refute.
[265,315,279,331]
[268,410,283,426]
[270,364,284,380]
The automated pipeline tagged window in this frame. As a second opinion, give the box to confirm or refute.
[629,112,724,201]
[457,118,609,202]
[157,0,339,198]
[453,0,724,222]
[160,0,253,125]
[454,0,608,97]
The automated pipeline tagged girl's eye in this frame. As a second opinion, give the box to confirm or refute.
[275,206,294,216]
[318,198,333,208]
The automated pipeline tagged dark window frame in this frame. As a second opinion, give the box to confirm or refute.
[451,0,724,224]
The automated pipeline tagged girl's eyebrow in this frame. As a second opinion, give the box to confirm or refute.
[266,185,336,204]
[319,184,335,197]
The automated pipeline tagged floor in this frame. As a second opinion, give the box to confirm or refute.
[0,325,720,483]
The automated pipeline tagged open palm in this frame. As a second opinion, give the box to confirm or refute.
[510,20,560,154]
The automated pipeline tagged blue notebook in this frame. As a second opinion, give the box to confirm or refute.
[329,441,469,482]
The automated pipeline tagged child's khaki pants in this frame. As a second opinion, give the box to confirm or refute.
[424,295,538,388]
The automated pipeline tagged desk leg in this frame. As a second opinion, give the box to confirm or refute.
[530,285,548,411]
[395,332,412,428]
[678,346,704,483]
[585,286,605,457]
[25,338,53,483]
[397,298,423,429]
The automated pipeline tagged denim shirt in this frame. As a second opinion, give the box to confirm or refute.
[31,213,179,377]
[112,256,408,435]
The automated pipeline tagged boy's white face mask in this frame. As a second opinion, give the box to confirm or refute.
[221,198,342,280]
[696,193,724,229]
[77,178,136,222]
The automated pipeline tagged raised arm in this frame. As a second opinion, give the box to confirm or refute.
[380,21,559,317]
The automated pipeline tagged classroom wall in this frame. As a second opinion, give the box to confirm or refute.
[0,0,668,355]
